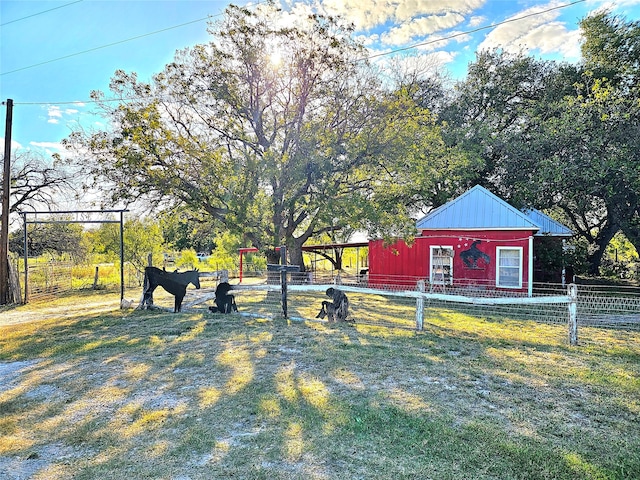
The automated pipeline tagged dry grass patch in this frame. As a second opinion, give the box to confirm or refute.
[0,291,639,479]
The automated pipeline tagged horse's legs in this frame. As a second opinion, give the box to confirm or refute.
[231,295,237,312]
[174,287,187,312]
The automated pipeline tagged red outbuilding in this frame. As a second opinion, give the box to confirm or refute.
[368,185,572,295]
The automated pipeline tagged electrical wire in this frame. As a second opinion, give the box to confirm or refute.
[0,0,83,27]
[1,0,269,77]
[365,0,587,60]
[2,16,213,76]
[6,0,585,105]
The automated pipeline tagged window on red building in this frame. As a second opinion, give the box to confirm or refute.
[497,247,522,288]
[431,246,454,285]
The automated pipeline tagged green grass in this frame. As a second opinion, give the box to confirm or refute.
[0,291,639,479]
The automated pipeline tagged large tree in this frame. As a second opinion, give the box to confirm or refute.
[3,151,74,220]
[66,3,458,269]
[577,12,640,266]
[503,12,640,274]
[438,11,640,275]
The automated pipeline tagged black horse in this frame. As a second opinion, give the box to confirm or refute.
[208,282,237,314]
[460,240,491,269]
[140,267,200,313]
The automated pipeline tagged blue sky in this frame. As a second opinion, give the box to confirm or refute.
[2,0,640,158]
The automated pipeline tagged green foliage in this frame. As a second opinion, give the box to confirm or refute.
[159,210,218,253]
[203,231,240,272]
[88,218,166,271]
[602,232,640,279]
[175,249,198,270]
[9,218,87,261]
[439,12,640,276]
[65,3,463,271]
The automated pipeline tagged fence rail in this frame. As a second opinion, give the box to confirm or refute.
[185,281,583,345]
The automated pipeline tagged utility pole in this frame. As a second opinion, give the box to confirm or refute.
[1,99,13,305]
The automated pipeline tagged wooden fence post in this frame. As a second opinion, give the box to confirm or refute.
[8,256,21,304]
[93,266,100,290]
[416,280,425,331]
[568,283,578,346]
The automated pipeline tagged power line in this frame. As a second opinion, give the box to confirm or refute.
[366,0,587,60]
[1,0,269,77]
[1,16,212,76]
[0,0,83,27]
[9,0,586,106]
[15,95,164,106]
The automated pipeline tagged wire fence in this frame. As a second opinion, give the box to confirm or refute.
[576,283,640,330]
[24,262,74,301]
[180,273,640,348]
[18,258,640,344]
[23,261,143,302]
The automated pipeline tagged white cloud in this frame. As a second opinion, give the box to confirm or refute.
[468,15,485,27]
[520,23,582,59]
[47,106,63,123]
[381,12,465,45]
[477,1,581,61]
[0,138,23,152]
[30,141,63,151]
[318,0,485,31]
[47,107,62,117]
[44,104,84,125]
[415,31,471,52]
[26,141,64,156]
[420,49,458,68]
[587,0,640,9]
[395,0,485,22]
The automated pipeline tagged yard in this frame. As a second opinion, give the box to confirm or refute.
[1,290,639,479]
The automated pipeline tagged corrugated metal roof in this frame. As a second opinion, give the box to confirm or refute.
[523,209,573,237]
[416,185,540,231]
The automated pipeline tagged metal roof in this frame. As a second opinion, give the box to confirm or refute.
[523,209,573,237]
[416,185,540,231]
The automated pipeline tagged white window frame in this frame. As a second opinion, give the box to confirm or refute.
[430,246,454,285]
[496,246,523,289]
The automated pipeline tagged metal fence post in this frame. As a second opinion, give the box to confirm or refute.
[568,283,578,346]
[416,280,425,331]
[23,212,29,303]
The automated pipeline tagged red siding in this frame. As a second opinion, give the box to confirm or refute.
[368,229,536,290]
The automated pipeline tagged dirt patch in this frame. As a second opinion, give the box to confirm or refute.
[0,360,41,395]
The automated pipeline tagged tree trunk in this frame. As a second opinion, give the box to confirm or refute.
[333,248,344,271]
[288,243,306,272]
[288,241,308,284]
[266,248,281,285]
[587,223,619,276]
[8,255,22,304]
